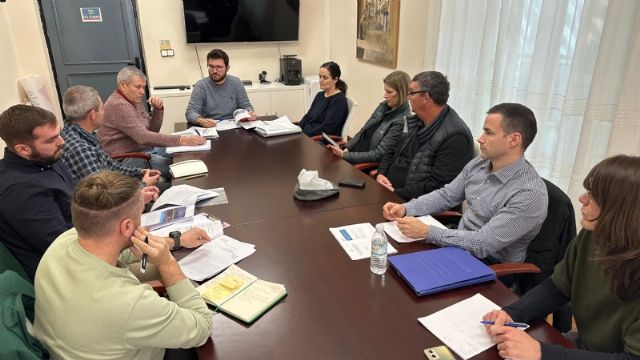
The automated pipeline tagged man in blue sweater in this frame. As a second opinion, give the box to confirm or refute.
[185,48,256,127]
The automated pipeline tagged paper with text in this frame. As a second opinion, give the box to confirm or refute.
[178,235,255,281]
[150,184,218,211]
[329,223,397,260]
[418,293,500,359]
[165,140,211,154]
[150,213,223,240]
[378,215,447,243]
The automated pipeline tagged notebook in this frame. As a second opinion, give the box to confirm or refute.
[389,247,496,296]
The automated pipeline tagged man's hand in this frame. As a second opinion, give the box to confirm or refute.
[396,217,429,239]
[382,202,406,220]
[327,145,344,158]
[179,135,206,146]
[140,186,160,203]
[489,325,541,360]
[197,118,216,128]
[376,174,394,192]
[131,230,174,268]
[141,169,161,186]
[248,111,258,121]
[180,228,211,249]
[148,96,164,110]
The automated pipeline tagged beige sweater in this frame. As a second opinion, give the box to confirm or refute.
[99,91,181,155]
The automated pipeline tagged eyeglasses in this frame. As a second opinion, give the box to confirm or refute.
[407,90,427,96]
[207,65,226,70]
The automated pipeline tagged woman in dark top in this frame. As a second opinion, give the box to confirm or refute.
[327,70,411,164]
[298,61,348,137]
[483,154,640,360]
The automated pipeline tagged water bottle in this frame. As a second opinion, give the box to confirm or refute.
[370,224,388,275]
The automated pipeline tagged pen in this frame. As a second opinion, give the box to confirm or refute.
[141,236,148,273]
[480,320,530,329]
[181,173,206,180]
[194,128,202,136]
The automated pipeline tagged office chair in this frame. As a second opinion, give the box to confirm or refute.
[311,96,358,143]
[432,178,576,332]
[111,152,152,167]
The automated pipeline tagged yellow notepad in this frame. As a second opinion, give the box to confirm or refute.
[196,265,287,323]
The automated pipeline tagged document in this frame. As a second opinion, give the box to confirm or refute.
[418,293,501,360]
[388,247,496,296]
[253,116,302,138]
[169,159,208,178]
[165,140,211,154]
[173,127,218,139]
[215,119,240,131]
[377,215,447,243]
[141,205,195,230]
[329,223,398,260]
[150,184,218,211]
[150,213,223,240]
[197,265,287,323]
[178,235,256,281]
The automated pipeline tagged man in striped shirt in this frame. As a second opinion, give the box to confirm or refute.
[383,103,548,264]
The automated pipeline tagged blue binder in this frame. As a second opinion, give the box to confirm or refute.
[389,247,496,296]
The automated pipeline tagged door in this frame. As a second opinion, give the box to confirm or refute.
[40,0,144,104]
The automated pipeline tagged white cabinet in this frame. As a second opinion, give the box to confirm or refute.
[151,82,308,133]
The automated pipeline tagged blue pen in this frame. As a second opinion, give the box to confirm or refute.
[480,320,530,329]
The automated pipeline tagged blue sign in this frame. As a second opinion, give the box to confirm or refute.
[80,7,102,23]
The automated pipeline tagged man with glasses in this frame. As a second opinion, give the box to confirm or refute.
[376,71,474,201]
[186,48,256,127]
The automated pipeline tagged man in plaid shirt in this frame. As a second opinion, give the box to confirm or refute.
[61,85,160,185]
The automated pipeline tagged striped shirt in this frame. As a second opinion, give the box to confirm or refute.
[404,156,548,263]
[61,123,143,180]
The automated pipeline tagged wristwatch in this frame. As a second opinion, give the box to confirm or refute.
[169,231,182,251]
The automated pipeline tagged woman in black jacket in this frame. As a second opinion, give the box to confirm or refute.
[327,70,411,164]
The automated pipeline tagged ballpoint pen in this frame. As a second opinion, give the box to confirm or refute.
[140,235,148,273]
[480,320,530,329]
[194,128,202,136]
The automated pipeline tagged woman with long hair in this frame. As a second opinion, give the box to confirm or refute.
[327,70,411,164]
[298,61,348,137]
[483,154,640,359]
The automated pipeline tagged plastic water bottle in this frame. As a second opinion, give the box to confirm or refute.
[370,224,388,275]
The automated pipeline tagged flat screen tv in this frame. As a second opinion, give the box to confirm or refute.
[183,0,300,43]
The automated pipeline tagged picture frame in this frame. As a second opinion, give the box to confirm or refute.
[356,0,401,68]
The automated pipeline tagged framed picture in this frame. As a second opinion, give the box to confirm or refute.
[356,0,400,68]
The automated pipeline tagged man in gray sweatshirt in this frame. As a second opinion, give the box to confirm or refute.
[185,48,256,127]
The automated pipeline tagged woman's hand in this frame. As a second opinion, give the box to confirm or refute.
[327,145,344,158]
[489,325,541,360]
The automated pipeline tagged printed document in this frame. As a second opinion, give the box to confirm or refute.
[196,187,229,207]
[178,235,256,281]
[329,223,398,260]
[165,140,211,154]
[378,215,447,243]
[418,293,500,359]
[172,127,218,139]
[151,213,223,239]
[141,205,194,230]
[150,184,218,211]
[216,119,240,131]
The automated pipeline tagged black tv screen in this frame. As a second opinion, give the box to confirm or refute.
[183,0,300,43]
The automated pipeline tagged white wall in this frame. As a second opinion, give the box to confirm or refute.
[0,0,61,158]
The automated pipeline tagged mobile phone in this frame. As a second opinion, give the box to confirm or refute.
[338,178,366,189]
[322,132,340,148]
[424,345,455,360]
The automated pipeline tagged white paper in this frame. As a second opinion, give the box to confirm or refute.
[418,293,501,360]
[150,213,223,240]
[216,119,240,131]
[172,127,218,139]
[378,215,447,243]
[179,235,256,281]
[329,223,398,260]
[150,184,218,211]
[253,116,301,137]
[196,187,229,207]
[165,140,211,154]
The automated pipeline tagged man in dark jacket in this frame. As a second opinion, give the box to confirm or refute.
[376,71,474,201]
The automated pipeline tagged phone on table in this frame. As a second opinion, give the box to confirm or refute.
[338,178,366,189]
[424,345,455,360]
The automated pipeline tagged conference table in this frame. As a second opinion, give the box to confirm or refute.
[171,124,573,359]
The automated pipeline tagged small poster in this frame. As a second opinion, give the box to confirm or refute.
[80,7,102,23]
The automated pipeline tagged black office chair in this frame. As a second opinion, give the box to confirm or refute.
[433,178,576,332]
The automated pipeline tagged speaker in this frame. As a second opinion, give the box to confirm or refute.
[280,56,302,85]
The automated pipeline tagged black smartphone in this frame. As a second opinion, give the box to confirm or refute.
[339,178,366,189]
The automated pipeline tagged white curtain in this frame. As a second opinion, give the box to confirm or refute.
[432,0,640,210]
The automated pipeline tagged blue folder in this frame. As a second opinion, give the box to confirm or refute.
[389,247,496,296]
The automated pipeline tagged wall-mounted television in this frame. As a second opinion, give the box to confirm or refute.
[183,0,300,43]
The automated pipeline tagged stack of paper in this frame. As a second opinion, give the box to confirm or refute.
[165,140,211,154]
[388,247,496,296]
[377,215,446,243]
[253,116,301,137]
[150,184,218,211]
[329,223,398,260]
[215,119,240,131]
[173,127,218,139]
[150,213,223,240]
[141,205,195,231]
[418,293,500,359]
[178,235,256,281]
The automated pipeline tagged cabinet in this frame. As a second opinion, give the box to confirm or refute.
[151,82,308,134]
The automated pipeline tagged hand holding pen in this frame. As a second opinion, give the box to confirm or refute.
[480,320,530,330]
[131,227,174,271]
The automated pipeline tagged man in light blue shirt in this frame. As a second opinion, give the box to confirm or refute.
[185,48,256,127]
[383,103,548,263]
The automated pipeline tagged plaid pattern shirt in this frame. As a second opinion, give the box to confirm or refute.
[61,123,143,180]
[404,156,548,263]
